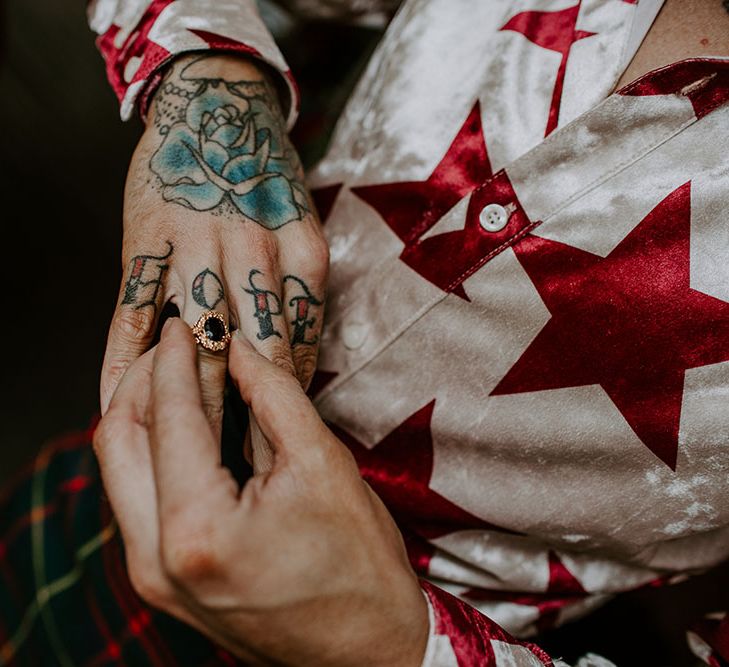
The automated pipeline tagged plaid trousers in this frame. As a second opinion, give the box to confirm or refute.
[0,424,242,667]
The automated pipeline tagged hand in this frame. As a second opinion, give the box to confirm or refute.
[93,319,429,667]
[100,53,329,440]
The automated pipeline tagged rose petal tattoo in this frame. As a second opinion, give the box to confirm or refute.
[192,268,225,310]
[243,269,283,340]
[149,56,309,229]
[283,275,323,346]
[121,242,173,310]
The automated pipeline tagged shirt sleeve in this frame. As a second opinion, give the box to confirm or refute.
[687,612,729,667]
[86,0,299,127]
[420,581,728,667]
[419,581,558,667]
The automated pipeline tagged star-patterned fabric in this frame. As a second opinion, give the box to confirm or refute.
[73,1,729,665]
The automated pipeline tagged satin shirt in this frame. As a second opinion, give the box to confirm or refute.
[88,1,729,664]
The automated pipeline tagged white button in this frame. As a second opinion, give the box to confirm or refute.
[479,203,509,232]
[342,321,368,350]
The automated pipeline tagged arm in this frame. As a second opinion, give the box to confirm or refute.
[88,3,328,449]
[93,321,559,667]
[92,324,728,667]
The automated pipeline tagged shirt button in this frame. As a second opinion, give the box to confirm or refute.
[479,203,509,232]
[342,321,368,350]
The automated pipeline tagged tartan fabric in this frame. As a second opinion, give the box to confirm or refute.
[1,427,726,666]
[0,425,240,667]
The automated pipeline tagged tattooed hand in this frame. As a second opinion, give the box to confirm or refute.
[101,54,329,437]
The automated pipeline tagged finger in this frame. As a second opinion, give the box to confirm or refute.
[94,349,158,559]
[149,318,237,515]
[96,343,250,650]
[227,258,296,377]
[281,272,326,390]
[248,417,275,474]
[228,332,331,467]
[101,241,174,414]
[180,266,230,440]
[227,259,295,472]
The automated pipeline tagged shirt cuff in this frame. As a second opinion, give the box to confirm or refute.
[419,587,439,667]
[419,580,556,666]
[88,0,299,128]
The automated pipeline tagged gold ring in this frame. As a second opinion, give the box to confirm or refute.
[191,310,231,352]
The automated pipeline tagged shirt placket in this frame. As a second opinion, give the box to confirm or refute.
[316,59,729,405]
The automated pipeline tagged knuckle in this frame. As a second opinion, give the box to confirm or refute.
[316,434,343,466]
[287,234,330,277]
[161,520,219,584]
[163,540,219,585]
[114,306,156,343]
[91,420,113,457]
[268,346,296,377]
[248,375,289,415]
[203,401,224,428]
[308,236,331,274]
[247,384,269,414]
[102,356,129,391]
[92,412,129,456]
[127,559,168,609]
[247,230,279,266]
[293,346,318,386]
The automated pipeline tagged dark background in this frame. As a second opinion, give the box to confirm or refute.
[0,1,726,665]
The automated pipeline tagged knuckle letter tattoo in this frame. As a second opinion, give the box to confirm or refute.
[283,275,322,346]
[242,270,323,346]
[149,56,309,229]
[192,268,225,310]
[243,269,283,341]
[121,242,173,310]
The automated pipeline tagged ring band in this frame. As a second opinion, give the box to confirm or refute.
[191,310,231,352]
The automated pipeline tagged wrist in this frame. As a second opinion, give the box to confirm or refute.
[146,53,283,130]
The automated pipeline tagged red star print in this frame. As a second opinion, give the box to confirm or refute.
[97,0,176,94]
[619,59,729,120]
[463,551,587,632]
[97,9,265,104]
[329,401,517,572]
[492,182,729,469]
[311,184,343,224]
[352,103,493,301]
[501,2,596,136]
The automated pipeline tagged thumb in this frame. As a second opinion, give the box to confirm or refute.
[228,332,331,469]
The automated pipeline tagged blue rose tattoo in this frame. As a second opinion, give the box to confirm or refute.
[149,58,308,230]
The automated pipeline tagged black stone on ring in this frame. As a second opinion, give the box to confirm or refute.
[192,310,231,352]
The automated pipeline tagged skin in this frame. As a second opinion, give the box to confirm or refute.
[616,0,729,89]
[101,54,329,447]
[93,320,430,667]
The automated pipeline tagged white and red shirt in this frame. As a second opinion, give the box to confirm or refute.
[88,1,729,665]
